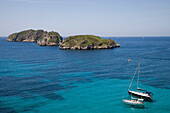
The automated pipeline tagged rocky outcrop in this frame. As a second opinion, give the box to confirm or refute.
[37,31,62,46]
[59,35,120,50]
[7,29,62,46]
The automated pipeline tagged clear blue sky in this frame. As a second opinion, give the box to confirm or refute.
[0,0,170,37]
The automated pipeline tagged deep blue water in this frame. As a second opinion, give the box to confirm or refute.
[0,37,170,113]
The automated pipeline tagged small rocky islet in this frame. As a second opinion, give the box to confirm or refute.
[6,29,120,50]
[60,35,120,50]
[7,29,62,46]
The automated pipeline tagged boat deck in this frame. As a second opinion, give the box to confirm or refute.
[123,100,144,104]
[129,90,151,97]
[123,99,144,107]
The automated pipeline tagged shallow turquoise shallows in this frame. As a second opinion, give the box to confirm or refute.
[0,37,170,113]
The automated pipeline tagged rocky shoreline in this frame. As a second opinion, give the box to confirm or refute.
[37,41,60,46]
[59,44,120,50]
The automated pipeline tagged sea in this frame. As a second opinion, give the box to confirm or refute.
[0,37,170,113]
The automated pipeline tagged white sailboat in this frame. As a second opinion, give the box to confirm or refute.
[122,98,144,107]
[122,67,145,107]
[128,62,153,101]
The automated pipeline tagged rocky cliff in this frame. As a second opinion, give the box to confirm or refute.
[59,35,120,50]
[7,29,62,46]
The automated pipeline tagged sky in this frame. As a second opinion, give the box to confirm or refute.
[0,0,170,37]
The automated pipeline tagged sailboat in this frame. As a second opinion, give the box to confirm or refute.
[122,98,144,107]
[128,62,153,101]
[122,68,145,107]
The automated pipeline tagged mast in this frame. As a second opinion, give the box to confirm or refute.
[137,62,141,90]
[131,74,132,98]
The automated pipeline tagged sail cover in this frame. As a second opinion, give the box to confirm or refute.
[137,87,147,91]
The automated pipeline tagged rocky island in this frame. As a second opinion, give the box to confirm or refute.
[59,35,120,50]
[7,30,120,49]
[6,29,62,46]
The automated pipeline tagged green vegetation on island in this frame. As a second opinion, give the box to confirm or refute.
[7,30,120,49]
[59,35,120,50]
[7,29,62,46]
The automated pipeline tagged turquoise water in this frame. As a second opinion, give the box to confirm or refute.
[0,37,170,113]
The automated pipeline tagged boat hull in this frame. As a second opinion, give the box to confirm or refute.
[128,90,152,101]
[123,100,144,107]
